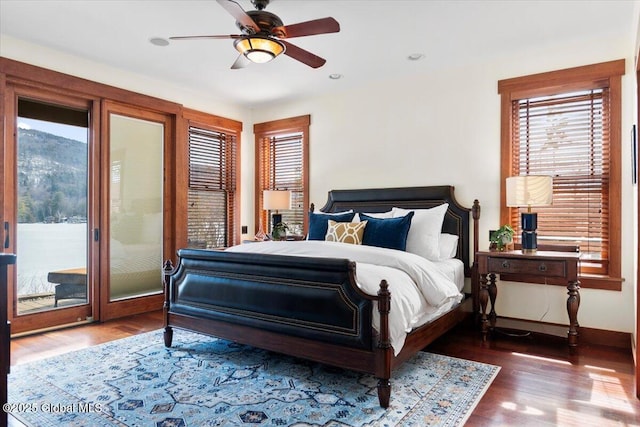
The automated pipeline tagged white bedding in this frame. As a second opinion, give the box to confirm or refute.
[226,240,464,355]
[433,258,465,292]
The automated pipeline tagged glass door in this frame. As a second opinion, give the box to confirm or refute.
[109,114,163,300]
[99,102,168,321]
[5,90,95,334]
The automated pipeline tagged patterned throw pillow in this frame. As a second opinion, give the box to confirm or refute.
[325,220,367,245]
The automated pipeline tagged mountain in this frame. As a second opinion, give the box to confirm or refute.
[17,128,87,223]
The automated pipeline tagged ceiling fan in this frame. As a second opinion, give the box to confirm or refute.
[169,0,340,69]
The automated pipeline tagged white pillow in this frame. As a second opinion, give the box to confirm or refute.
[392,203,449,261]
[354,210,393,222]
[439,233,459,259]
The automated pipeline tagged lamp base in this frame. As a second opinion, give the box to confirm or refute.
[521,212,538,253]
[272,213,282,228]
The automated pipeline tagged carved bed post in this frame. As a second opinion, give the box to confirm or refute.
[376,280,392,408]
[163,259,174,347]
[472,200,480,255]
[471,199,481,319]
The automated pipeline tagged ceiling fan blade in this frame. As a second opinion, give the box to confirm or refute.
[169,34,242,40]
[216,0,260,33]
[281,40,326,69]
[231,54,251,70]
[273,17,340,39]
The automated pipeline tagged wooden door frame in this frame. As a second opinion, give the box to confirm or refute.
[99,100,175,321]
[1,58,182,330]
[1,83,96,334]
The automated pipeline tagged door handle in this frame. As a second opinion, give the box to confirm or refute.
[3,222,8,248]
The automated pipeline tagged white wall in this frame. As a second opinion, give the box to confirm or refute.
[249,29,638,333]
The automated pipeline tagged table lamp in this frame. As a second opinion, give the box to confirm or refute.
[506,175,553,253]
[263,190,291,229]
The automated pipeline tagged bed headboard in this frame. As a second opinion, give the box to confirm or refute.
[316,185,480,276]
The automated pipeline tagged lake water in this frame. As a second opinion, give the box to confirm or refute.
[16,223,87,295]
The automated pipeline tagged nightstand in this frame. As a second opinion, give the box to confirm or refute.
[475,250,581,347]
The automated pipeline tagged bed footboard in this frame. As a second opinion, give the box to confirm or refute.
[164,248,384,350]
[163,248,397,407]
[163,249,395,407]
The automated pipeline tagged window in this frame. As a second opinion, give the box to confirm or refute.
[498,60,624,289]
[254,115,310,236]
[185,110,241,249]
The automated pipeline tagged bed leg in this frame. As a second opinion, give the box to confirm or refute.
[377,379,390,408]
[376,279,392,408]
[163,326,173,347]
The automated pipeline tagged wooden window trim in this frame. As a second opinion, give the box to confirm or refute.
[182,108,242,247]
[498,60,625,291]
[254,115,310,235]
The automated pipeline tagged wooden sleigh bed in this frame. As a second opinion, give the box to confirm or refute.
[163,185,480,408]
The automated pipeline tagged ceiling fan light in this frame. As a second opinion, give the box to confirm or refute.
[234,36,285,63]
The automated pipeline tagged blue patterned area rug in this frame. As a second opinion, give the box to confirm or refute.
[7,329,499,426]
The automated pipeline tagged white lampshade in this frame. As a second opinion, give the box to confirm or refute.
[263,190,291,210]
[506,175,553,207]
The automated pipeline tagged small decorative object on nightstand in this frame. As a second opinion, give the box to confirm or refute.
[489,225,514,251]
[271,222,289,241]
[475,248,581,348]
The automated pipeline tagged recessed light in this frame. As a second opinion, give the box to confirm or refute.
[407,53,424,61]
[329,74,343,80]
[150,37,170,47]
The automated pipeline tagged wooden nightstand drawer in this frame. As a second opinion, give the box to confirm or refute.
[487,257,566,278]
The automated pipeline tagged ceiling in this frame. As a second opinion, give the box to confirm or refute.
[0,0,636,109]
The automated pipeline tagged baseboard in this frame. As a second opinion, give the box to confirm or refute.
[578,326,631,350]
[495,317,631,350]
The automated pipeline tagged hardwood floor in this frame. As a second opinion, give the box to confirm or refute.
[10,311,163,367]
[7,311,639,426]
[429,323,639,426]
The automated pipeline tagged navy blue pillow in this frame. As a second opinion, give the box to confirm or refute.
[360,212,414,251]
[308,211,356,240]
